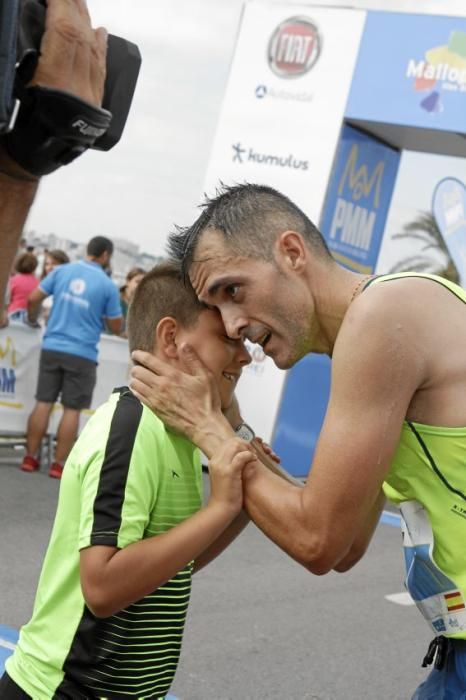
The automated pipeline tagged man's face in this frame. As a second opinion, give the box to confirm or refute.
[189,230,314,370]
[177,308,251,409]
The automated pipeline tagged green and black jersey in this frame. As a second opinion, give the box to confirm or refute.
[6,387,203,699]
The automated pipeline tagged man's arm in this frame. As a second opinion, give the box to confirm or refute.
[332,490,385,572]
[241,293,425,574]
[192,440,301,573]
[105,316,123,336]
[27,287,48,324]
[0,0,107,325]
[0,161,38,326]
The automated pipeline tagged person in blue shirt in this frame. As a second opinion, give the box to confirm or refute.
[22,236,123,479]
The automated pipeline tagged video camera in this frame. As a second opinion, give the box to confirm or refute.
[0,0,141,175]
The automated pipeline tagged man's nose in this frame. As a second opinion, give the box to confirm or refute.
[222,309,247,340]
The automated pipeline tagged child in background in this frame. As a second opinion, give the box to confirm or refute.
[8,253,39,322]
[39,249,70,324]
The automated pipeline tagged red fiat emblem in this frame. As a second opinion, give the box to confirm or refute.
[268,17,321,78]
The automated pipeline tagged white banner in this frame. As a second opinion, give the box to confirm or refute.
[202,1,367,442]
[0,323,130,436]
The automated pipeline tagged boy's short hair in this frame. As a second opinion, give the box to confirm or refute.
[127,261,206,354]
[15,252,38,274]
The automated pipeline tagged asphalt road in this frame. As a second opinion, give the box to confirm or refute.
[0,452,432,699]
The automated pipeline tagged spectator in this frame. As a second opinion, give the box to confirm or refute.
[39,249,70,323]
[120,266,145,319]
[7,252,39,322]
[40,249,70,280]
[22,236,123,479]
[119,266,145,336]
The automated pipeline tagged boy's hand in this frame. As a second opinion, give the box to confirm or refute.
[208,438,258,518]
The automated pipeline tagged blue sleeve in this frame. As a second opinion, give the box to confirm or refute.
[39,266,60,296]
[104,281,123,319]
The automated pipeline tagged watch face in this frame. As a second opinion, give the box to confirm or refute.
[235,423,255,442]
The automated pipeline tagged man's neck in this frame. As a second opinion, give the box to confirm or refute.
[308,263,365,355]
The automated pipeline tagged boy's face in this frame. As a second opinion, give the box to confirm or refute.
[176,309,251,409]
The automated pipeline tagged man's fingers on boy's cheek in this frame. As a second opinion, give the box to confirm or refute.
[179,343,211,378]
[131,350,159,371]
[129,378,148,399]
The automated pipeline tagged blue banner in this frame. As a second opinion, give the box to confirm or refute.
[432,177,466,286]
[346,12,466,133]
[319,125,400,273]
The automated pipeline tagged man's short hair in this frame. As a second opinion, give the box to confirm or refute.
[15,252,38,274]
[167,183,332,279]
[87,236,114,258]
[127,261,205,355]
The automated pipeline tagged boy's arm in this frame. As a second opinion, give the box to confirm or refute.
[193,510,249,574]
[80,438,256,618]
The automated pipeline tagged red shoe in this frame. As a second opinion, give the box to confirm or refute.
[20,455,40,472]
[48,462,63,479]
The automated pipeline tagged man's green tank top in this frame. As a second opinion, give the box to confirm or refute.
[367,273,466,638]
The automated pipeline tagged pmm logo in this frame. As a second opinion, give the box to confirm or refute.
[0,336,17,394]
[330,145,385,252]
[268,17,321,78]
[338,144,384,208]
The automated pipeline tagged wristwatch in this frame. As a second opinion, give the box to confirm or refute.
[235,422,255,443]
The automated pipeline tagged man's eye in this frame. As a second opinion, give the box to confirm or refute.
[225,284,239,298]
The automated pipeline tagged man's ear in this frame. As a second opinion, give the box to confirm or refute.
[155,317,179,360]
[275,231,307,272]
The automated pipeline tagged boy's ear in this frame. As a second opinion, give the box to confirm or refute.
[155,317,180,360]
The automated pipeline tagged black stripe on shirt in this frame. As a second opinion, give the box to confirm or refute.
[90,387,143,547]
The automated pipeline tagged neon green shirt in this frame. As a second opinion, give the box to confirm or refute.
[370,274,466,638]
[6,387,203,698]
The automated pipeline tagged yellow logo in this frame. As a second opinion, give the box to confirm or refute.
[338,144,385,208]
[0,336,17,367]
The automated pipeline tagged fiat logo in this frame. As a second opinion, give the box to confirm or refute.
[268,16,321,78]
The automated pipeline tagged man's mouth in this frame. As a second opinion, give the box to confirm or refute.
[257,331,271,350]
[222,372,238,382]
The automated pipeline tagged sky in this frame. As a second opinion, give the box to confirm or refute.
[26,0,466,257]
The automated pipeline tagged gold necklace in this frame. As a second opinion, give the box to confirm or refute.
[350,275,373,304]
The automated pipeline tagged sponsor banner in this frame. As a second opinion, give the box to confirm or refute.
[203,2,366,444]
[272,353,331,477]
[320,125,401,273]
[235,340,284,444]
[346,12,466,134]
[203,1,367,225]
[432,177,466,286]
[0,325,130,436]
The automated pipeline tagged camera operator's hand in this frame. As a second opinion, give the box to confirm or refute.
[0,0,108,181]
[30,0,107,107]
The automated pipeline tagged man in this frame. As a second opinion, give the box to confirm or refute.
[22,235,122,478]
[0,262,259,700]
[0,0,108,327]
[130,183,466,699]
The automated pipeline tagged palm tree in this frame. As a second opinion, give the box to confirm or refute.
[387,211,460,284]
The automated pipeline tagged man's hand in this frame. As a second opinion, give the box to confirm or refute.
[207,438,257,519]
[131,344,234,456]
[30,0,107,106]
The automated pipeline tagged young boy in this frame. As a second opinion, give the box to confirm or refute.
[0,262,257,700]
